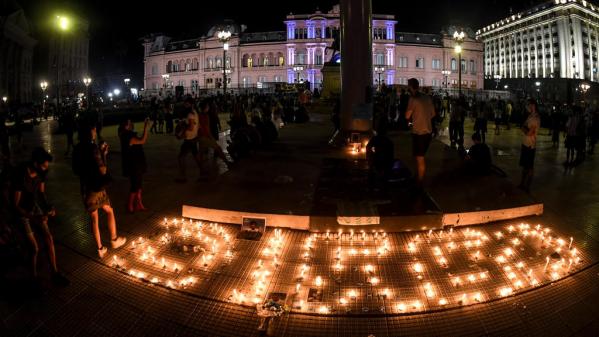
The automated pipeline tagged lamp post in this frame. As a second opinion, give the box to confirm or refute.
[217,29,232,96]
[535,81,541,100]
[161,74,170,93]
[2,96,7,103]
[54,15,70,116]
[40,81,48,114]
[453,30,465,96]
[441,70,451,90]
[580,83,590,103]
[374,66,385,89]
[494,74,502,89]
[293,65,304,83]
[83,77,91,110]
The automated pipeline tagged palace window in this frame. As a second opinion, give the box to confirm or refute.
[431,59,441,70]
[451,58,457,71]
[151,64,158,75]
[416,57,424,69]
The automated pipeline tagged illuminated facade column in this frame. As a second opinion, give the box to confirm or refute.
[550,27,555,76]
[541,25,546,78]
[340,0,373,133]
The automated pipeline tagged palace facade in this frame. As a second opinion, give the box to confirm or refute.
[142,5,484,95]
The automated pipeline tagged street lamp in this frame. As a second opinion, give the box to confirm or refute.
[580,83,590,103]
[124,78,130,87]
[441,70,451,90]
[374,66,385,89]
[83,77,92,109]
[54,15,71,116]
[453,29,465,96]
[494,74,502,89]
[535,81,541,99]
[293,65,304,83]
[217,29,232,96]
[113,89,121,96]
[161,74,170,91]
[40,81,48,114]
[2,96,7,103]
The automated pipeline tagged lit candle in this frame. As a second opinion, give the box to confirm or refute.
[413,263,423,273]
[348,289,357,299]
[315,276,323,287]
[569,237,573,250]
[296,283,301,293]
[543,256,550,272]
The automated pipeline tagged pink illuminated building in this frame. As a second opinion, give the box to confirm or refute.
[142,5,484,95]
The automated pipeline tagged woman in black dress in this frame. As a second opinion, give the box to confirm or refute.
[118,118,151,213]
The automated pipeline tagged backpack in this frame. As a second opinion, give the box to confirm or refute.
[175,120,188,140]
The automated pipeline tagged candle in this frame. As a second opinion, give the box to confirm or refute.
[315,276,323,287]
[296,283,301,293]
[544,256,550,272]
[569,237,573,250]
[348,289,357,299]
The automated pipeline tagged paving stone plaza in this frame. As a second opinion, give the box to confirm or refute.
[1,113,598,337]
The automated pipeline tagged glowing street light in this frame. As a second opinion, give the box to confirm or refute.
[374,66,385,88]
[113,89,121,96]
[293,65,304,83]
[54,15,72,115]
[2,96,7,103]
[217,29,232,96]
[441,70,451,89]
[453,29,466,95]
[40,81,48,113]
[56,15,70,31]
[124,78,131,87]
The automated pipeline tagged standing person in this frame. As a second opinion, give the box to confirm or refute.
[165,96,174,134]
[474,101,488,143]
[564,109,579,166]
[12,147,69,286]
[0,104,9,160]
[405,78,436,189]
[589,109,599,155]
[197,100,233,168]
[518,99,541,192]
[73,124,126,258]
[63,107,75,157]
[176,97,202,182]
[494,99,502,135]
[119,119,151,213]
[551,108,562,148]
[208,99,221,140]
[505,100,513,130]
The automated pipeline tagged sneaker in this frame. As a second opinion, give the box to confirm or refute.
[51,271,70,287]
[98,246,108,258]
[111,236,127,249]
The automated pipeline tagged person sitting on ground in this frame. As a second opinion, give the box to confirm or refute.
[465,133,492,175]
[12,147,69,286]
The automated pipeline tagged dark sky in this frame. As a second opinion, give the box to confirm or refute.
[20,0,541,86]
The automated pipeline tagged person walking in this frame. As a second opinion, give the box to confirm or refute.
[63,107,76,157]
[176,97,202,182]
[405,78,436,189]
[119,118,151,213]
[474,101,488,143]
[73,124,126,258]
[565,108,579,166]
[12,147,70,286]
[518,99,541,193]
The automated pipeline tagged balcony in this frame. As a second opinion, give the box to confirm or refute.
[203,67,235,72]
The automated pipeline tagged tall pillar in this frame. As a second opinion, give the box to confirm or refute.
[340,0,373,134]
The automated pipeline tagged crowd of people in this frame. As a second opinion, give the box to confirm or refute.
[0,89,312,292]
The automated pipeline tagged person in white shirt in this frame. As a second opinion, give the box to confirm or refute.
[518,98,541,192]
[405,78,436,188]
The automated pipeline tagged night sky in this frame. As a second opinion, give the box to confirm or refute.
[20,0,542,86]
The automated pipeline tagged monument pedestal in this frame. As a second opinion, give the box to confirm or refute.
[320,63,341,100]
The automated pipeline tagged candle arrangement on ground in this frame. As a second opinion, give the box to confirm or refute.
[103,218,588,316]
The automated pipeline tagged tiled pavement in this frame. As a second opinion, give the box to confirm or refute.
[1,114,598,337]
